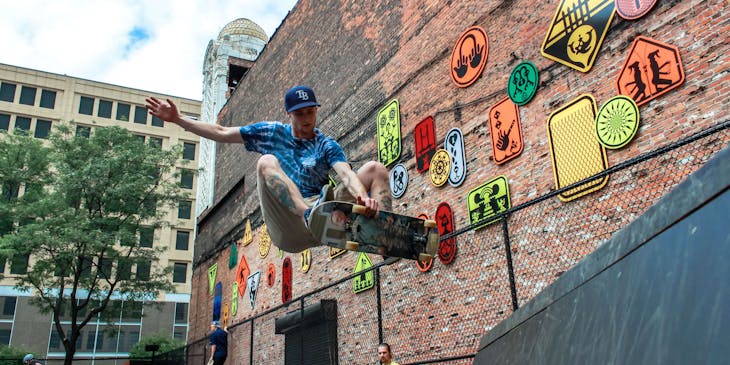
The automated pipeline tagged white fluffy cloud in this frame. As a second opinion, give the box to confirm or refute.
[0,0,297,100]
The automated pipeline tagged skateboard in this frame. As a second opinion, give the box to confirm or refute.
[307,201,440,261]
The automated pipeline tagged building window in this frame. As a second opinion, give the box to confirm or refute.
[138,227,154,248]
[172,263,187,283]
[174,303,188,324]
[0,113,9,131]
[151,116,164,127]
[10,254,29,275]
[98,99,112,118]
[136,261,151,281]
[99,258,113,279]
[149,137,163,149]
[14,116,31,133]
[116,258,132,280]
[0,323,11,346]
[118,325,140,352]
[79,96,94,115]
[116,103,130,121]
[134,106,148,124]
[19,86,37,106]
[175,231,190,250]
[0,82,16,102]
[180,169,194,189]
[182,142,196,160]
[178,200,192,219]
[35,119,52,139]
[1,297,16,319]
[121,301,143,322]
[76,125,91,138]
[40,89,56,109]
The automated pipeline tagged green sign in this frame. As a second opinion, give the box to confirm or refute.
[466,176,511,230]
[352,252,374,294]
[208,264,218,294]
[376,99,401,167]
[508,61,539,106]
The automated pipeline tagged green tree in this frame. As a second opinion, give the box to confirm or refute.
[0,125,190,365]
[129,331,186,360]
[0,344,34,365]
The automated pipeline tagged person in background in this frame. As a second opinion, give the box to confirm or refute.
[208,320,228,365]
[23,354,44,365]
[377,343,399,365]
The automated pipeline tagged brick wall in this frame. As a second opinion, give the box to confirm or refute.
[191,0,729,363]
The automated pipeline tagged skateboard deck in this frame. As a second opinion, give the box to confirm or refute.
[308,201,440,261]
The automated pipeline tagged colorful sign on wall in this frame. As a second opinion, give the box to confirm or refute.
[247,271,261,310]
[222,304,229,327]
[596,95,640,149]
[266,263,276,287]
[353,252,374,293]
[389,163,408,199]
[235,254,250,297]
[414,116,437,172]
[208,264,218,295]
[547,94,609,202]
[231,283,238,315]
[444,128,466,187]
[429,149,450,187]
[615,0,657,20]
[416,212,433,272]
[508,61,539,106]
[616,36,685,107]
[541,0,615,72]
[329,247,347,259]
[300,249,312,273]
[228,243,237,269]
[435,202,457,265]
[467,176,511,230]
[282,257,292,303]
[450,26,489,88]
[377,99,402,167]
[242,219,252,246]
[488,98,524,165]
[212,282,222,321]
[258,223,271,258]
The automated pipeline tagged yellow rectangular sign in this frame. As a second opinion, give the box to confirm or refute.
[377,99,402,167]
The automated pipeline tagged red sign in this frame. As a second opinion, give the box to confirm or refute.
[235,254,250,297]
[282,258,292,303]
[616,36,685,107]
[615,0,658,20]
[414,116,436,173]
[435,202,457,265]
[266,263,276,287]
[450,26,489,88]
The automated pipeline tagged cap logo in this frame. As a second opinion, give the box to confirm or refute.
[296,90,310,100]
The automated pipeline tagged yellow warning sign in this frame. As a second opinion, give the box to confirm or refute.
[208,263,218,295]
[429,149,451,187]
[258,223,271,258]
[547,94,609,202]
[541,0,615,72]
[222,304,229,327]
[466,176,511,230]
[231,283,238,315]
[352,252,374,294]
[377,99,401,167]
[329,247,346,259]
[300,249,311,273]
[242,219,252,246]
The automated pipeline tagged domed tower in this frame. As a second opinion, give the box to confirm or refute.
[197,18,268,217]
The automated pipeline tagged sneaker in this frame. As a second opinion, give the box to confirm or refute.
[304,185,334,225]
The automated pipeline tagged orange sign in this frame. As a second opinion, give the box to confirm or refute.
[616,36,685,107]
[488,97,524,165]
[615,0,657,20]
[235,254,250,297]
[450,26,489,88]
[416,212,433,272]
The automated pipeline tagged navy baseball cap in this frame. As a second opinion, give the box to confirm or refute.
[284,85,320,112]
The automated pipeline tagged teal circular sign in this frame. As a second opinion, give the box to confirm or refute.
[507,61,539,106]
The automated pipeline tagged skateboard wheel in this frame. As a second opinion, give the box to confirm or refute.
[424,219,437,228]
[427,232,440,255]
[418,253,433,262]
[345,241,360,251]
[352,204,367,215]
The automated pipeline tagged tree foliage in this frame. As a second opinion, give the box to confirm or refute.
[0,125,191,365]
[128,331,186,359]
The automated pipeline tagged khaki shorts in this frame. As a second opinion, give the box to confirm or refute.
[258,174,356,253]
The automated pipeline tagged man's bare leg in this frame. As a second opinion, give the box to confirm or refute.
[257,154,308,217]
[355,161,392,210]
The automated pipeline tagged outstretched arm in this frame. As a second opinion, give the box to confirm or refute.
[145,97,243,143]
[333,162,380,214]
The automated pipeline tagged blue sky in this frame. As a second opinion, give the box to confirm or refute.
[0,0,298,100]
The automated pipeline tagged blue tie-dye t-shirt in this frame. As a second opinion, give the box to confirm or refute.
[239,122,347,198]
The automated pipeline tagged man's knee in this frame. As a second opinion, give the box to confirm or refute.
[257,154,280,175]
[360,161,388,180]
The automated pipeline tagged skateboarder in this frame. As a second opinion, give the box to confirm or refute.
[146,85,390,252]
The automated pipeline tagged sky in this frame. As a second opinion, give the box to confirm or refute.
[0,0,299,100]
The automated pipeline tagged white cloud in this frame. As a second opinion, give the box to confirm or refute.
[0,0,297,100]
